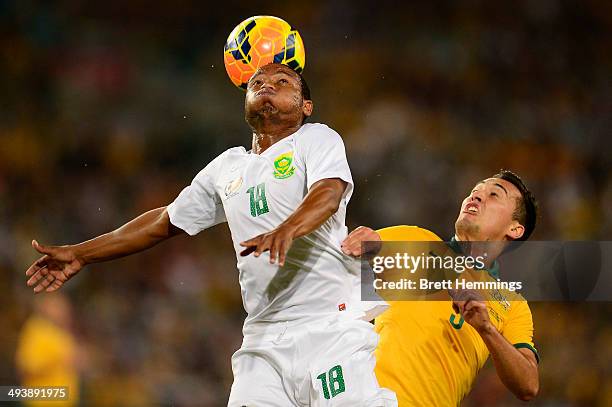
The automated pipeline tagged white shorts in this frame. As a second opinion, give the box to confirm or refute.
[228,316,397,407]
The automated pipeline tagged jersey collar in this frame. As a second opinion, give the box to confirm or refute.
[448,236,500,279]
[249,124,306,156]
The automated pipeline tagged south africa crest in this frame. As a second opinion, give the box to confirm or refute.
[273,151,296,179]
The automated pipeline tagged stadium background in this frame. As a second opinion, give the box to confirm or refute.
[1,1,610,405]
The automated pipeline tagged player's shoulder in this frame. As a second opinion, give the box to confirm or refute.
[211,146,248,164]
[295,122,344,146]
[377,225,443,242]
[222,145,249,157]
[193,146,247,179]
[508,294,532,315]
[300,122,339,134]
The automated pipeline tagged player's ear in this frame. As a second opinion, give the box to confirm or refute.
[507,221,525,240]
[302,100,313,118]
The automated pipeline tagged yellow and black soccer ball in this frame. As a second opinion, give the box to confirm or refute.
[223,16,306,89]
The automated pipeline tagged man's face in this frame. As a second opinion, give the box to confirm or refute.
[455,178,525,241]
[244,63,312,123]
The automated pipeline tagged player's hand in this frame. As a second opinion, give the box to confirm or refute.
[25,240,85,293]
[450,289,494,334]
[239,224,298,266]
[341,226,381,257]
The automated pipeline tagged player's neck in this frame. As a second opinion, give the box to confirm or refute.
[453,234,505,268]
[251,122,302,154]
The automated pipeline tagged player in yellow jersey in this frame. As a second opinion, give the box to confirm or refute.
[341,170,539,405]
[16,294,79,407]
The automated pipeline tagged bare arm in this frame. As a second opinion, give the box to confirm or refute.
[280,178,347,238]
[73,206,182,263]
[479,324,539,401]
[454,298,539,401]
[239,178,347,266]
[26,207,184,293]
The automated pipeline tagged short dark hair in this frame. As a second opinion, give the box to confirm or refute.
[298,72,311,101]
[297,72,311,124]
[493,169,538,241]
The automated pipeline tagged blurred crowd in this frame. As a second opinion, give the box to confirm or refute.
[1,1,610,406]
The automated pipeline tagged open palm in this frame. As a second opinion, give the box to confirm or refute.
[25,240,84,293]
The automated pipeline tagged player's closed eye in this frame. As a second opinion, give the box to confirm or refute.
[249,79,263,88]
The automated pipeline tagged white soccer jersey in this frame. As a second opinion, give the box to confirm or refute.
[168,123,368,334]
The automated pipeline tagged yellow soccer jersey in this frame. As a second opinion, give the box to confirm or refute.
[15,316,79,407]
[373,226,538,406]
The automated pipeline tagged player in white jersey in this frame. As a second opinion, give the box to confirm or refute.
[25,63,397,406]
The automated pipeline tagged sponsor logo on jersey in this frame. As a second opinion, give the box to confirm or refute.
[273,151,296,179]
[487,307,503,323]
[224,176,243,198]
[490,289,510,310]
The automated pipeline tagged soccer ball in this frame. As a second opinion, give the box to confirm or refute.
[223,16,306,89]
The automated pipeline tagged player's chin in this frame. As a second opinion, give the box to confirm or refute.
[251,98,278,112]
[455,217,477,234]
[457,212,478,223]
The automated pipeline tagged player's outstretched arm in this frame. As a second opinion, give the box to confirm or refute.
[453,297,539,401]
[240,178,347,266]
[26,207,184,293]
